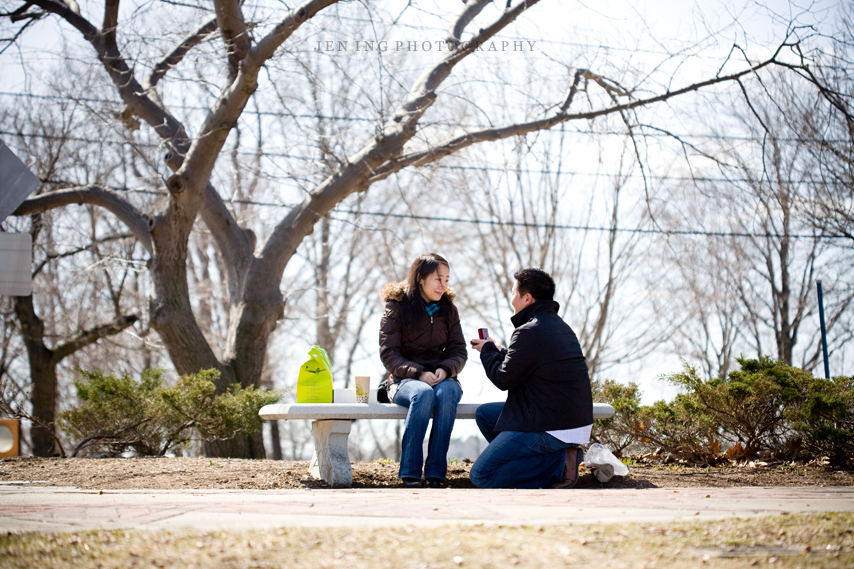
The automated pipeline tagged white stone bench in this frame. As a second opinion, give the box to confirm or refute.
[259,390,615,488]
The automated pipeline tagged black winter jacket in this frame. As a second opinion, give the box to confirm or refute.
[379,282,468,383]
[480,299,593,432]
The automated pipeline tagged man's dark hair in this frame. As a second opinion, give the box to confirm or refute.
[513,268,555,301]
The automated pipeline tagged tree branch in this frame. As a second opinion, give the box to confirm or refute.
[70,432,117,457]
[166,0,339,201]
[251,0,338,63]
[11,1,254,279]
[199,182,256,301]
[70,416,152,457]
[51,314,139,362]
[446,0,491,43]
[18,3,249,297]
[389,0,543,129]
[214,0,250,83]
[145,16,219,91]
[368,50,794,183]
[25,0,191,158]
[3,2,37,21]
[33,232,133,277]
[0,395,67,457]
[102,0,119,50]
[259,0,544,275]
[13,185,153,253]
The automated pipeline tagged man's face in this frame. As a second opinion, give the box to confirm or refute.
[510,282,532,314]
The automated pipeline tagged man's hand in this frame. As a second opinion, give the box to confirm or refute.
[434,368,448,382]
[470,337,502,352]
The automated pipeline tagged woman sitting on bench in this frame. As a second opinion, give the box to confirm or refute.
[379,253,467,488]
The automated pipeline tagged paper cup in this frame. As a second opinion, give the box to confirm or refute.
[333,388,356,403]
[354,375,370,403]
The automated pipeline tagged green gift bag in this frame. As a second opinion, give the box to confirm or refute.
[296,346,333,403]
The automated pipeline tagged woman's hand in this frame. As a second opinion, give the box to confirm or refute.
[418,370,444,386]
[419,370,437,385]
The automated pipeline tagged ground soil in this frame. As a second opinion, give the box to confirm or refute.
[1,456,852,490]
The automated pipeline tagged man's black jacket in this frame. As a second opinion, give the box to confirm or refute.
[480,299,593,432]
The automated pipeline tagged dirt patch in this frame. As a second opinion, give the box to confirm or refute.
[1,456,851,490]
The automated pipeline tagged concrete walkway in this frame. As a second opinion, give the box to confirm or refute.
[2,485,852,533]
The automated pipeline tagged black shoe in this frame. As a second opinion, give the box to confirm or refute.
[550,447,583,489]
[402,478,424,488]
[426,477,447,488]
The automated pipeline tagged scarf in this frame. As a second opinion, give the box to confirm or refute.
[425,301,440,317]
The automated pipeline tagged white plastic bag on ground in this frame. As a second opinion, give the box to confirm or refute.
[584,443,628,482]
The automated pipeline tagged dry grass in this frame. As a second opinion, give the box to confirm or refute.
[1,513,852,568]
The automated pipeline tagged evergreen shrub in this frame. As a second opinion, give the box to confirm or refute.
[592,358,853,466]
[58,368,281,457]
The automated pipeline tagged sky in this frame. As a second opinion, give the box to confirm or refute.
[1,0,841,92]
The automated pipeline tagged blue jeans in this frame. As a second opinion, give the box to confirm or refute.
[470,402,570,489]
[392,378,462,481]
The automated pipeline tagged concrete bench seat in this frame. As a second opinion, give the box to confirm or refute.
[259,390,615,488]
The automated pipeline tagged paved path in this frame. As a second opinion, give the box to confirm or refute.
[2,485,852,533]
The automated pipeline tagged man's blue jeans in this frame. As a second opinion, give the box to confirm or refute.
[392,378,462,481]
[470,402,570,489]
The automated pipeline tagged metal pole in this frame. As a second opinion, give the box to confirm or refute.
[817,280,831,379]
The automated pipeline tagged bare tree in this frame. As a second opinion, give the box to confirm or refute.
[2,0,825,456]
[792,3,854,247]
[662,232,747,379]
[734,82,853,368]
[0,97,148,455]
[659,67,854,375]
[449,132,663,380]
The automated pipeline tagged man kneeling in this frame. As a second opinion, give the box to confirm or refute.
[469,268,593,489]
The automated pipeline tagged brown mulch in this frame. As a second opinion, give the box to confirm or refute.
[1,456,852,490]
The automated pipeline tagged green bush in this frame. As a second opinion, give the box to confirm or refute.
[635,394,721,463]
[58,369,282,457]
[591,379,643,456]
[57,369,168,456]
[789,375,854,466]
[591,358,853,465]
[662,357,807,458]
[591,378,720,462]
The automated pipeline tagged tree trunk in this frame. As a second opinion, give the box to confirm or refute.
[148,217,229,382]
[14,295,58,457]
[149,213,265,458]
[197,269,283,458]
[29,360,58,457]
[204,433,265,458]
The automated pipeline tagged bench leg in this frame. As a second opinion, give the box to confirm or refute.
[309,420,353,488]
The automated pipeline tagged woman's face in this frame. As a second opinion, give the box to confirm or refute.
[419,264,450,302]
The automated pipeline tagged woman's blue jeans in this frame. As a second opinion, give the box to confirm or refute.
[392,378,462,481]
[470,402,569,489]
